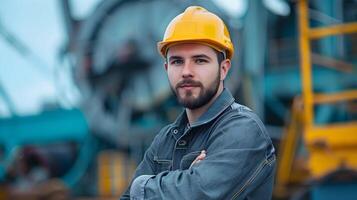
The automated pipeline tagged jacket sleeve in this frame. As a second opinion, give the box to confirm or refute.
[129,115,275,200]
[120,126,169,200]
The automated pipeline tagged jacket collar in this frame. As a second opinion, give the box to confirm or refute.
[172,88,235,129]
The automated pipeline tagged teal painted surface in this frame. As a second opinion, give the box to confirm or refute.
[0,108,91,187]
[311,182,357,200]
[0,108,88,146]
[265,66,357,123]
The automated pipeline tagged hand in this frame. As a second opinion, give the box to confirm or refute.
[189,150,206,169]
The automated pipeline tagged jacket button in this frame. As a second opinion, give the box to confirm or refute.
[173,129,178,134]
[178,140,187,146]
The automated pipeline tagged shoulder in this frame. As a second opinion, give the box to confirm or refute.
[156,123,174,138]
[229,103,267,136]
[209,102,271,147]
[144,124,173,156]
[150,123,174,145]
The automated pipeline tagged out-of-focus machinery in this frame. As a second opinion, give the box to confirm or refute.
[0,8,96,199]
[0,109,92,185]
[275,0,357,199]
[60,0,240,196]
[1,0,241,198]
[63,0,240,148]
[1,0,356,199]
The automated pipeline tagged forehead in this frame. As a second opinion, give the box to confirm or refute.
[166,43,216,58]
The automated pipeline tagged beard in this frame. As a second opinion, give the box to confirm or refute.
[170,72,221,109]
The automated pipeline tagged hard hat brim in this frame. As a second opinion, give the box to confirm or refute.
[157,39,233,60]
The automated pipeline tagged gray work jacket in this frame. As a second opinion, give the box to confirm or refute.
[121,88,276,200]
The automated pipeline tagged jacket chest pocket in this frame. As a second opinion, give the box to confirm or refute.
[153,156,172,173]
[180,151,201,170]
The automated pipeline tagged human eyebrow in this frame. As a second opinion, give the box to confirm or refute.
[168,56,183,62]
[192,54,212,61]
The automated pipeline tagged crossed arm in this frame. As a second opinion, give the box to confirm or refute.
[121,117,275,200]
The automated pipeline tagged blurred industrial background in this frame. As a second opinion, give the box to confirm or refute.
[0,0,356,199]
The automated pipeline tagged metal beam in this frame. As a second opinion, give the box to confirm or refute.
[313,90,357,104]
[309,22,357,39]
[298,0,314,127]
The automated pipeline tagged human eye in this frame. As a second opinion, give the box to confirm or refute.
[170,59,184,65]
[195,58,208,64]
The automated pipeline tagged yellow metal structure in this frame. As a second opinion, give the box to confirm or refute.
[275,0,357,197]
[275,98,308,196]
[97,151,136,197]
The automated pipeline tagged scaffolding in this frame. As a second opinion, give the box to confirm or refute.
[275,0,357,197]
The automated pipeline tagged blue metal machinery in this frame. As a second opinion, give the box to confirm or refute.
[1,0,238,195]
[62,0,240,157]
[0,0,356,198]
[272,0,357,200]
[0,108,96,188]
[262,0,357,127]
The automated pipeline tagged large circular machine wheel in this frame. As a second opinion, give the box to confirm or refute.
[72,0,240,148]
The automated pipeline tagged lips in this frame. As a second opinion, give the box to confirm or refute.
[177,83,201,90]
[180,84,197,88]
[176,79,202,89]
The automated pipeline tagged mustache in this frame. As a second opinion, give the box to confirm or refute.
[176,79,202,89]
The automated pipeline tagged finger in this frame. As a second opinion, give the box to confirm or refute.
[196,152,206,160]
[196,150,206,160]
[190,151,206,168]
[192,156,201,164]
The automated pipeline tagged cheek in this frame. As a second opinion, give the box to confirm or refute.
[167,69,179,85]
[203,68,220,82]
[220,69,224,80]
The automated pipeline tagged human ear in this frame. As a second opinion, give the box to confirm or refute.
[164,62,168,71]
[220,59,231,81]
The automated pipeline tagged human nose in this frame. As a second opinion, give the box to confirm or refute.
[182,60,194,78]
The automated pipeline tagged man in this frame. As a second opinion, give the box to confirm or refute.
[121,6,275,200]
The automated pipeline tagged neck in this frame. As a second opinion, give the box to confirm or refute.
[186,85,224,124]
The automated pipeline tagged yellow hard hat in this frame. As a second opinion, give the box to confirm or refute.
[157,6,234,59]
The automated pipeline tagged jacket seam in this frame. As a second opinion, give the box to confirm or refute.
[230,156,275,200]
